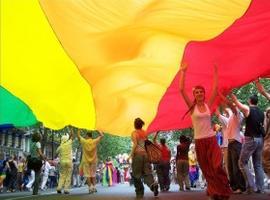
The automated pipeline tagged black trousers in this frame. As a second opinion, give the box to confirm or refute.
[227,140,246,191]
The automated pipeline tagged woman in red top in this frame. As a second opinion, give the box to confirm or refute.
[153,132,171,191]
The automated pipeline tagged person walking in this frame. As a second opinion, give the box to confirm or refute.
[6,155,18,192]
[256,79,270,181]
[27,132,45,195]
[231,93,265,193]
[176,135,191,191]
[128,118,159,199]
[56,129,74,194]
[179,62,231,200]
[153,132,171,192]
[77,129,104,194]
[40,157,51,191]
[218,92,246,194]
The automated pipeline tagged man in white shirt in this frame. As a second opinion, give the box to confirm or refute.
[218,92,246,194]
[40,157,51,190]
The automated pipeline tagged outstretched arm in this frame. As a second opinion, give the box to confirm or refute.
[69,126,74,140]
[255,79,270,101]
[231,94,249,117]
[208,64,218,107]
[153,131,159,144]
[77,129,81,142]
[218,91,235,111]
[98,130,104,138]
[179,62,193,108]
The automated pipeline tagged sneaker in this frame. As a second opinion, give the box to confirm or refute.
[93,188,97,193]
[57,190,62,194]
[89,189,94,194]
[186,187,191,191]
[64,191,70,194]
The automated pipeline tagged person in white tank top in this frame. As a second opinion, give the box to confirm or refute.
[191,103,215,139]
[179,62,231,200]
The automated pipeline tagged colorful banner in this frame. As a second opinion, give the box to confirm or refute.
[2,0,269,135]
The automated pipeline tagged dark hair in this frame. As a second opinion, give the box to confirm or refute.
[160,138,166,145]
[134,118,145,129]
[86,131,93,138]
[180,135,188,143]
[32,132,41,142]
[249,94,258,105]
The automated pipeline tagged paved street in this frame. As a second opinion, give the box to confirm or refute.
[0,184,269,200]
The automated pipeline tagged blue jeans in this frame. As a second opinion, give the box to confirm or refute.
[239,137,265,191]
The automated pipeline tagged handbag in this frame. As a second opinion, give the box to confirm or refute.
[27,156,43,171]
[144,139,162,164]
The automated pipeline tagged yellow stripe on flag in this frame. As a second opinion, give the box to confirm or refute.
[1,0,95,130]
[39,0,250,135]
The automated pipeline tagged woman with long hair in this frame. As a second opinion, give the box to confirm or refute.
[179,63,231,200]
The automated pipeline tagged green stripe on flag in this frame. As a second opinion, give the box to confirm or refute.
[0,86,38,127]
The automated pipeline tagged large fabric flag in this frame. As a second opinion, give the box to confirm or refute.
[148,0,270,133]
[1,0,269,136]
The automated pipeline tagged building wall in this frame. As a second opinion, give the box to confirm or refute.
[0,129,60,160]
[0,129,31,160]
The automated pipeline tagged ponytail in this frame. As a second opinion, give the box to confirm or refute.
[182,100,196,120]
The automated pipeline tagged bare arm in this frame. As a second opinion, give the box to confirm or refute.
[153,131,159,144]
[215,106,221,117]
[98,130,104,138]
[255,80,270,101]
[218,91,235,111]
[231,94,249,117]
[96,130,104,142]
[69,127,74,140]
[128,132,137,160]
[37,147,45,160]
[179,62,193,108]
[77,129,81,142]
[208,64,218,107]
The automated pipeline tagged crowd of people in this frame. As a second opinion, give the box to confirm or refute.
[126,70,269,200]
[0,66,269,200]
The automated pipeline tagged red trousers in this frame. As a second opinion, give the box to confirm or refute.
[195,136,232,198]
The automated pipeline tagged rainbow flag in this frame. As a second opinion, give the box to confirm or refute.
[1,0,269,135]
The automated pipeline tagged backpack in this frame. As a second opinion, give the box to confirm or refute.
[144,139,162,164]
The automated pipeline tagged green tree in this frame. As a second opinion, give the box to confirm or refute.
[233,78,269,110]
[97,132,131,161]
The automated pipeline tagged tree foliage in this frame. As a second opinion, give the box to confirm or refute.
[233,78,269,110]
[97,133,131,161]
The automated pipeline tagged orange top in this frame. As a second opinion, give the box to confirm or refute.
[132,129,147,154]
